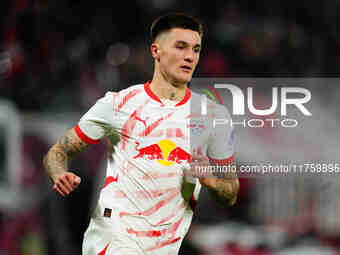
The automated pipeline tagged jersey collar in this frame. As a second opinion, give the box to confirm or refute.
[144,80,191,107]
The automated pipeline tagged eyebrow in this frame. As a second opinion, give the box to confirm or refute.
[175,40,201,48]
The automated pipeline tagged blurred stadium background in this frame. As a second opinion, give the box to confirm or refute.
[1,0,340,254]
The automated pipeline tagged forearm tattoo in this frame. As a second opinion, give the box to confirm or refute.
[209,164,239,206]
[43,128,88,180]
[58,130,87,159]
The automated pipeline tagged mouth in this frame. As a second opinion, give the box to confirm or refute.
[180,65,192,73]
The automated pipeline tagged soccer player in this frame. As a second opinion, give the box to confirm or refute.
[43,13,239,255]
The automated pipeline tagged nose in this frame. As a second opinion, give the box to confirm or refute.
[184,49,194,63]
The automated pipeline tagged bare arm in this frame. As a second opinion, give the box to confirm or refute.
[201,169,239,207]
[43,128,89,197]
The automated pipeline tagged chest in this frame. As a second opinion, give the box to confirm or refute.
[117,103,211,158]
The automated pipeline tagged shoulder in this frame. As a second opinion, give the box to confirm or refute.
[113,84,145,101]
[99,84,145,103]
[118,84,145,95]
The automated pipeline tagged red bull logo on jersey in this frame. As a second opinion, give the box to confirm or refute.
[133,140,190,166]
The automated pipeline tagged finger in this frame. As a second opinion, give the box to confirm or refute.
[65,173,80,188]
[73,176,81,187]
[56,180,70,196]
[53,184,66,197]
[59,176,73,193]
[66,173,81,188]
[56,179,72,195]
[64,173,73,183]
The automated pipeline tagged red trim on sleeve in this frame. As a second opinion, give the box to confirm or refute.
[208,155,234,165]
[74,124,100,144]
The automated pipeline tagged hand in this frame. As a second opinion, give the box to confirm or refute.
[192,147,221,187]
[183,147,213,185]
[52,172,81,197]
[188,147,209,175]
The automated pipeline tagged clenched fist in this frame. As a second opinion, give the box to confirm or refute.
[52,172,81,197]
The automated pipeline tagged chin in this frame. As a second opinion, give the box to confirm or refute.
[176,74,192,84]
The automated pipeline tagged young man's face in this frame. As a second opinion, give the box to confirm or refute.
[154,28,201,85]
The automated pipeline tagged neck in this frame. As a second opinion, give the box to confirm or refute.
[150,73,187,102]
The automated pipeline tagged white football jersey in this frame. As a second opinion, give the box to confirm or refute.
[78,81,235,255]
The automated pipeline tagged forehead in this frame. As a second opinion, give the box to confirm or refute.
[161,28,201,46]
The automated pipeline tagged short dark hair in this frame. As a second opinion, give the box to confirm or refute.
[150,13,203,42]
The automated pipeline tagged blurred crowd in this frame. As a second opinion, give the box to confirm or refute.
[1,0,340,111]
[1,0,340,254]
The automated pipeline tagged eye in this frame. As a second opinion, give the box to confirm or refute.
[176,45,185,50]
[194,47,201,53]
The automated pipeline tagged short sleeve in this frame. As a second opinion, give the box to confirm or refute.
[207,104,235,165]
[75,92,118,144]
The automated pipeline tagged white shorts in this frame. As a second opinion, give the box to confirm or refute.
[82,216,144,255]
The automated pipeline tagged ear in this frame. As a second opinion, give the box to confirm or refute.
[151,43,161,61]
